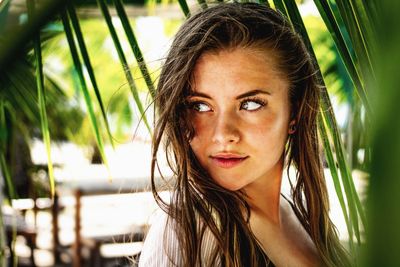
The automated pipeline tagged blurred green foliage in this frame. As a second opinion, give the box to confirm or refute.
[41,17,182,144]
[305,14,368,172]
[364,0,400,266]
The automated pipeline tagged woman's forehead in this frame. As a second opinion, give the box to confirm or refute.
[190,48,289,96]
[194,47,285,76]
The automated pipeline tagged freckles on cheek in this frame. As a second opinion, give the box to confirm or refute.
[187,114,200,139]
[189,121,211,166]
[254,116,275,133]
[188,121,203,149]
[189,137,208,170]
[253,116,287,142]
[191,117,208,139]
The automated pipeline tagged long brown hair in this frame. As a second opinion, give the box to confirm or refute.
[150,2,350,266]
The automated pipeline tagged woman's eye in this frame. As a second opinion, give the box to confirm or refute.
[240,100,265,111]
[191,102,212,112]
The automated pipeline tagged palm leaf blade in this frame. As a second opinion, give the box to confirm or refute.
[318,115,353,241]
[97,0,152,135]
[67,2,115,148]
[197,0,208,10]
[0,101,16,199]
[335,0,374,85]
[273,0,288,17]
[27,0,55,197]
[313,0,370,113]
[113,0,156,99]
[282,0,365,245]
[60,8,109,168]
[320,92,363,243]
[177,0,190,18]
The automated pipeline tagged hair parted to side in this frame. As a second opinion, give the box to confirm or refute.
[151,2,351,266]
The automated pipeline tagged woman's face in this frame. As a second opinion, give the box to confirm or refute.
[187,48,292,191]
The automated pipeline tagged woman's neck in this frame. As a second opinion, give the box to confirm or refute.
[243,162,284,226]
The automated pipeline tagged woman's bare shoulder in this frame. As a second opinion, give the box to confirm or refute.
[280,195,320,266]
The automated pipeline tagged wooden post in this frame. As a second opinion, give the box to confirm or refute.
[52,193,60,263]
[73,189,82,267]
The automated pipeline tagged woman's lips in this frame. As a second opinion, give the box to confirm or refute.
[210,155,248,168]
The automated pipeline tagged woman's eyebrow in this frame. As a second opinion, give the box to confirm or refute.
[236,89,271,100]
[188,92,212,99]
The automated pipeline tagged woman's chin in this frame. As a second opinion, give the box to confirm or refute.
[213,178,247,192]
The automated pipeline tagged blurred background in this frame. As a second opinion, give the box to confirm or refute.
[1,0,397,266]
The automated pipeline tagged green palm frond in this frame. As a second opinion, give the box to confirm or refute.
[334,1,375,89]
[197,0,208,10]
[97,0,153,135]
[313,0,369,113]
[273,0,288,16]
[67,2,115,149]
[276,0,366,251]
[0,0,68,69]
[60,8,109,168]
[177,0,191,17]
[364,1,400,265]
[113,0,156,99]
[0,101,16,200]
[27,0,55,197]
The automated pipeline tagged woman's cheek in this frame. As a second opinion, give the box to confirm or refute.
[191,116,213,139]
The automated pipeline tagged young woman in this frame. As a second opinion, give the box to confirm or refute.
[139,2,350,266]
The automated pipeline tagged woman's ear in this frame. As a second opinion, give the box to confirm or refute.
[289,101,299,135]
[288,120,297,134]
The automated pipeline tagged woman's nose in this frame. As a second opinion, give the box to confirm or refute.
[211,112,240,144]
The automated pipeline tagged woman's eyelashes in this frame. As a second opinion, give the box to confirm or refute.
[189,101,212,112]
[187,97,267,113]
[240,97,266,111]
